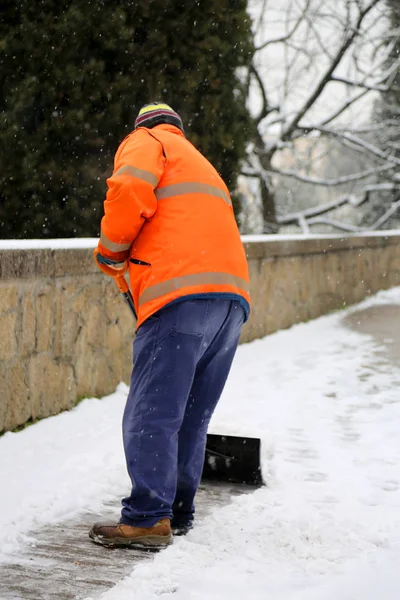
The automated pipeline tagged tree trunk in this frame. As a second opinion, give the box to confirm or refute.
[254,131,279,233]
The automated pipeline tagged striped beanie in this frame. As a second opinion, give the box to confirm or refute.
[134,102,184,132]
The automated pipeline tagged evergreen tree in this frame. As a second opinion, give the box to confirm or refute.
[0,0,254,238]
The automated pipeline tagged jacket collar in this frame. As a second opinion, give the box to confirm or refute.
[152,123,185,137]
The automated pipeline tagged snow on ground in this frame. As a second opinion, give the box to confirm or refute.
[1,288,400,598]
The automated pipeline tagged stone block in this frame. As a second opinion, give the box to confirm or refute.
[74,329,95,397]
[53,291,63,359]
[0,249,55,280]
[54,248,98,277]
[55,279,104,359]
[107,324,123,352]
[3,359,31,431]
[20,290,36,357]
[29,354,76,420]
[54,280,80,358]
[103,283,124,322]
[109,347,132,387]
[69,283,93,314]
[61,366,78,411]
[0,361,9,432]
[92,354,115,397]
[35,287,54,353]
[86,304,106,348]
[0,312,17,360]
[0,283,18,314]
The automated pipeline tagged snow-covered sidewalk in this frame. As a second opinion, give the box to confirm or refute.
[1,288,400,599]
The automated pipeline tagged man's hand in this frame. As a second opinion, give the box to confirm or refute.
[94,248,129,277]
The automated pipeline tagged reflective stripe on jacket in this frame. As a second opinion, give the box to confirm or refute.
[98,123,250,328]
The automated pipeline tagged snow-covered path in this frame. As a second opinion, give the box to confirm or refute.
[1,288,400,599]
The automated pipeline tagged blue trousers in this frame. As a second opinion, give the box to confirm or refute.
[120,298,244,527]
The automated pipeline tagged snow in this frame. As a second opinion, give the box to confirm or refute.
[241,230,400,243]
[1,287,400,598]
[0,230,399,252]
[0,238,98,250]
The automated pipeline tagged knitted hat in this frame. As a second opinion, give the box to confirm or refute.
[134,102,184,132]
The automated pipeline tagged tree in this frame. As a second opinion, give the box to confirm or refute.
[242,0,400,233]
[361,0,400,229]
[0,0,254,238]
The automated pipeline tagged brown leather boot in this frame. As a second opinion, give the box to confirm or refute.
[89,518,172,548]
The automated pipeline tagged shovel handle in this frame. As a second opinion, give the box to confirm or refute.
[94,249,137,319]
[121,290,137,318]
[115,277,138,319]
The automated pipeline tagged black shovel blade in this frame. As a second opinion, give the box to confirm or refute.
[202,434,263,486]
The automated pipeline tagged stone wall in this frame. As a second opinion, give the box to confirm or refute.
[240,233,400,342]
[1,233,399,432]
[0,247,135,432]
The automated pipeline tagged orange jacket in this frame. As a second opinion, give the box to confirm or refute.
[98,124,250,328]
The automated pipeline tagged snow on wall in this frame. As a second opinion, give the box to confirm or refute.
[0,229,400,250]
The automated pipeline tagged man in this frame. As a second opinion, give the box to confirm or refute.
[90,102,250,549]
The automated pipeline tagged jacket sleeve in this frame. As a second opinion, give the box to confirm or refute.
[97,130,165,262]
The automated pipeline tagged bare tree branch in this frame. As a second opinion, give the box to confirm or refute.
[298,214,311,233]
[363,183,400,192]
[368,199,400,229]
[254,0,269,35]
[276,195,360,224]
[307,199,400,231]
[319,89,369,126]
[333,120,400,133]
[302,1,335,61]
[265,162,395,186]
[255,0,309,51]
[296,125,400,166]
[250,63,279,124]
[277,197,400,232]
[306,217,360,232]
[330,74,400,93]
[279,0,381,142]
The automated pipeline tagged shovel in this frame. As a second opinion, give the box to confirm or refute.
[96,251,263,487]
